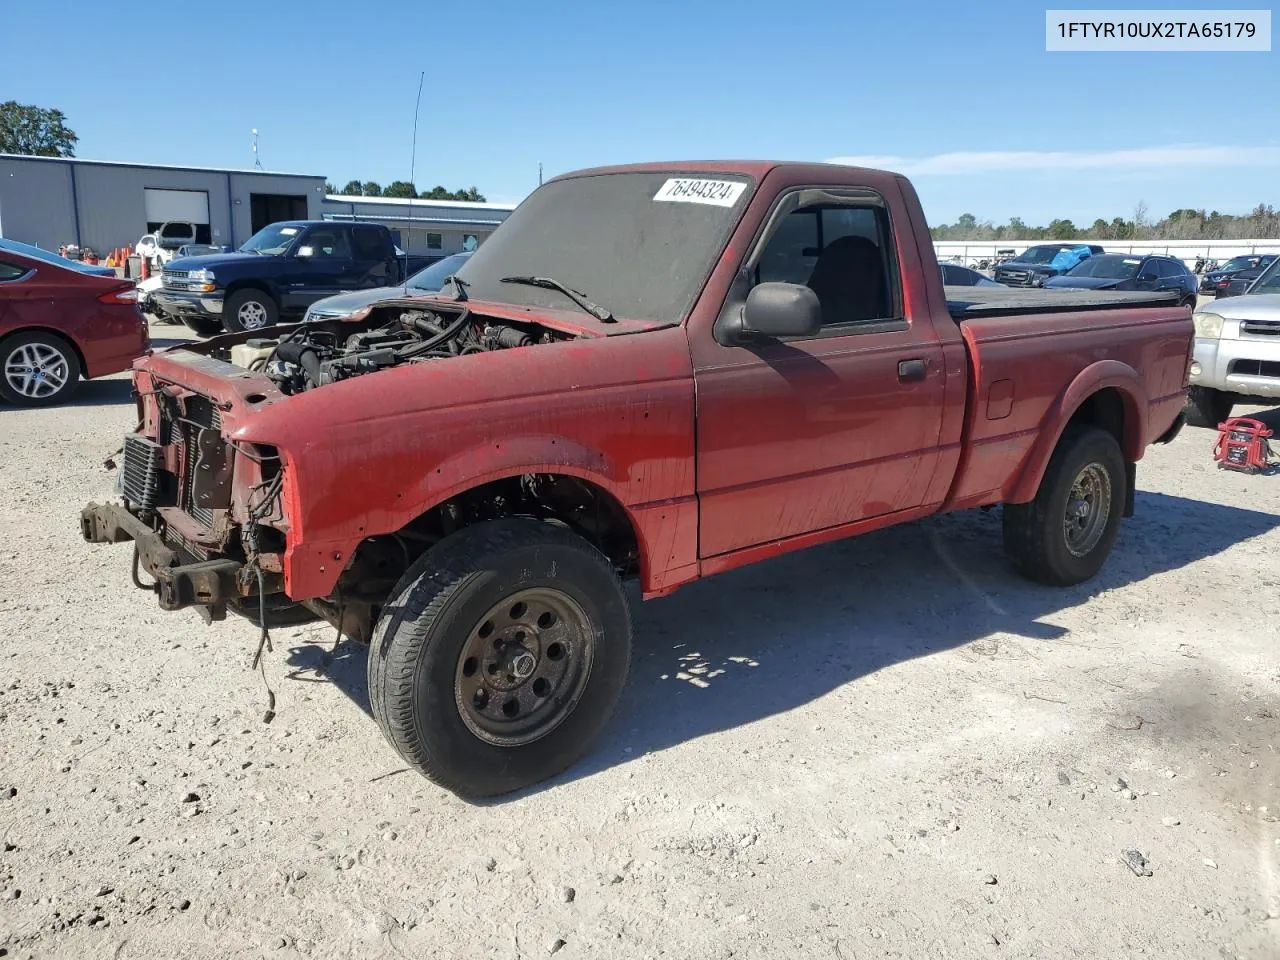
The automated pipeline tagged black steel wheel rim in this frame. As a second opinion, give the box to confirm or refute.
[1063,462,1111,557]
[454,587,595,746]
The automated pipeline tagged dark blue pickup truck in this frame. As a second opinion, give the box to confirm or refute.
[155,220,435,335]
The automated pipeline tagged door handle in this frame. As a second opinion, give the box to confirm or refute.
[898,358,926,383]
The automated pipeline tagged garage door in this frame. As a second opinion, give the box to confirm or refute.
[144,189,210,224]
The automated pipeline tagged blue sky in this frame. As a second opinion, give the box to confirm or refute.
[2,0,1274,225]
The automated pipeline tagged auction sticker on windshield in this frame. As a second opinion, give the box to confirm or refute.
[654,178,747,207]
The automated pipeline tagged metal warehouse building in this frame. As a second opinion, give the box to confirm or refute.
[319,194,515,257]
[0,154,517,259]
[0,154,329,254]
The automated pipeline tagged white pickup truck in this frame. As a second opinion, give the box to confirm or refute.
[1188,257,1280,425]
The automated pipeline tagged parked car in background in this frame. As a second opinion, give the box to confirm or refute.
[1214,254,1278,298]
[1199,254,1277,294]
[304,251,474,321]
[993,243,1106,287]
[1186,256,1280,426]
[940,262,1002,286]
[156,221,439,337]
[1044,253,1198,305]
[136,221,199,268]
[0,237,118,277]
[0,239,149,406]
[175,243,223,259]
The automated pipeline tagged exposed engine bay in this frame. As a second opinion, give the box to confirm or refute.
[207,302,570,395]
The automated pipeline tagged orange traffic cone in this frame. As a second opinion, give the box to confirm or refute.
[140,256,150,280]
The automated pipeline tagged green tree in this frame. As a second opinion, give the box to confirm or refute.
[0,100,78,157]
[339,180,363,195]
[1109,217,1131,240]
[1089,218,1110,238]
[324,181,337,194]
[384,180,418,198]
[361,181,383,197]
[421,185,451,199]
[1047,219,1077,240]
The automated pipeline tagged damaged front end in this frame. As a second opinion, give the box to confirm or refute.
[81,369,297,627]
[80,298,584,636]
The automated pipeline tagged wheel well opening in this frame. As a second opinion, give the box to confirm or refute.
[225,281,275,302]
[323,474,642,636]
[1069,388,1125,449]
[0,328,87,381]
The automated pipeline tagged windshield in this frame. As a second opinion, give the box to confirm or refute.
[1220,256,1261,272]
[453,171,753,323]
[239,223,302,255]
[1018,245,1065,264]
[1066,254,1142,279]
[407,252,473,291]
[0,237,110,274]
[1248,256,1280,294]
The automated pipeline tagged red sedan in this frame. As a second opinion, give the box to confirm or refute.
[0,238,150,406]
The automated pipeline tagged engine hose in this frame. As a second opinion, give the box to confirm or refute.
[273,340,323,387]
[402,307,471,358]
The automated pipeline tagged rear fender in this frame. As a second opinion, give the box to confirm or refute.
[1005,360,1147,504]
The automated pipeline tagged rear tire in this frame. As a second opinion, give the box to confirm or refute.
[0,331,81,406]
[1184,386,1233,429]
[223,289,278,333]
[181,315,224,338]
[368,518,632,798]
[1002,425,1126,587]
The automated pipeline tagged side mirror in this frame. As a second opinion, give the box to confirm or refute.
[737,282,822,341]
[296,245,314,258]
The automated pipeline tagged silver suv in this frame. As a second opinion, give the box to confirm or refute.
[1187,258,1280,426]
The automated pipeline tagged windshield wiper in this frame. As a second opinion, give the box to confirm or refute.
[500,275,615,323]
[440,274,469,301]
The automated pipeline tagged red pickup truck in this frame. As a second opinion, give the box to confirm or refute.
[81,162,1192,797]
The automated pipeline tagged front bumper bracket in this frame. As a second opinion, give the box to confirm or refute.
[81,501,244,615]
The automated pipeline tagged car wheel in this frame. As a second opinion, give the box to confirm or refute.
[1184,386,1233,429]
[0,331,82,407]
[1002,426,1126,587]
[368,518,632,798]
[182,315,224,338]
[224,289,278,333]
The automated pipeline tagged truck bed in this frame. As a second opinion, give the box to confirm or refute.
[945,286,1181,321]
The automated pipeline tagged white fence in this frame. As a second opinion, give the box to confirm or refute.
[935,239,1280,269]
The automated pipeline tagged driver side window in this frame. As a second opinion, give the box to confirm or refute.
[753,198,899,329]
[304,229,352,259]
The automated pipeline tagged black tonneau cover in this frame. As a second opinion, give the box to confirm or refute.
[945,286,1182,321]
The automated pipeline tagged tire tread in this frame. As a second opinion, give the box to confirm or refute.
[367,518,630,796]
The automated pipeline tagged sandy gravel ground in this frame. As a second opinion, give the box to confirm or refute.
[1,319,1278,959]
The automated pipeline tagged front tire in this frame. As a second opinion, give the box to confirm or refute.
[0,331,81,406]
[223,289,278,333]
[1184,386,1233,429]
[368,518,632,798]
[1002,426,1126,587]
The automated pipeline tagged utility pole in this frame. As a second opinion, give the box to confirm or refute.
[251,129,262,170]
[538,162,543,186]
